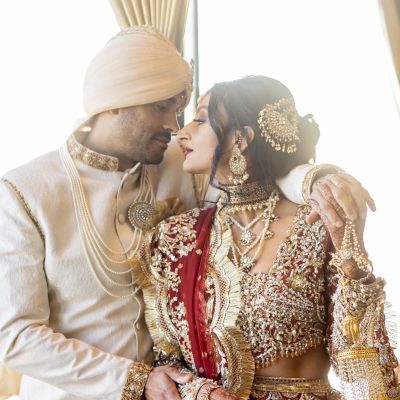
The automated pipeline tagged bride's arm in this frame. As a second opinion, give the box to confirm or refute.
[324,219,399,399]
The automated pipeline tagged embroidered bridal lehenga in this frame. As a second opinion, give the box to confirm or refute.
[134,181,399,400]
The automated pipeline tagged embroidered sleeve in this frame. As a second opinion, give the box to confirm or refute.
[134,210,221,399]
[134,221,184,361]
[121,361,153,400]
[325,262,399,399]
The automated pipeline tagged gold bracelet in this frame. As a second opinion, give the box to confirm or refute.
[121,361,153,400]
[302,164,344,202]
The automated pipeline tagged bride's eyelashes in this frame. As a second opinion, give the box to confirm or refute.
[193,118,205,125]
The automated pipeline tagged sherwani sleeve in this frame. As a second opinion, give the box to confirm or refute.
[0,180,145,399]
[276,163,344,204]
[276,164,312,204]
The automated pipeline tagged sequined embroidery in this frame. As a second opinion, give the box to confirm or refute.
[206,206,328,369]
[148,209,201,371]
[67,134,119,171]
[157,208,200,262]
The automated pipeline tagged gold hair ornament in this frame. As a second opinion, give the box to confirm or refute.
[257,98,300,153]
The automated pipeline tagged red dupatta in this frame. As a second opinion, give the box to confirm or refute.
[173,206,219,380]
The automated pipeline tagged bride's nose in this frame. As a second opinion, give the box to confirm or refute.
[177,125,191,142]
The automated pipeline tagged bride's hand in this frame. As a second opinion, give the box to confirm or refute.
[314,201,369,280]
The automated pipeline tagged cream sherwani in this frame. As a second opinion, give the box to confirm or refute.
[0,134,203,400]
[0,134,309,399]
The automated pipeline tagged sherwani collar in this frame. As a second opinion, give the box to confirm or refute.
[67,132,120,172]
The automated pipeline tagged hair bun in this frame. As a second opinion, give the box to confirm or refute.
[298,113,320,144]
[296,114,320,163]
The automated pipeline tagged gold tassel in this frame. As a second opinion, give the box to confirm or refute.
[337,347,388,400]
[342,315,362,346]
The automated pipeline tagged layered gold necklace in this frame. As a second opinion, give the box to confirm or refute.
[59,144,154,298]
[219,181,280,273]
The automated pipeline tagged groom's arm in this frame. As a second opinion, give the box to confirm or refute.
[277,163,376,226]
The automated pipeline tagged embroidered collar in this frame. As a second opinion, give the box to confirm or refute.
[67,132,119,171]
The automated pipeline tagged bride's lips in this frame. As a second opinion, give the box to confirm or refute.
[184,147,193,157]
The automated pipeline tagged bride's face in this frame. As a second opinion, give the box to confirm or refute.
[177,93,219,175]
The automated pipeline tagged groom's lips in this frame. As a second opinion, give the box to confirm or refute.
[153,134,171,149]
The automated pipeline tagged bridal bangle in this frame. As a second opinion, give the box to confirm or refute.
[302,164,344,202]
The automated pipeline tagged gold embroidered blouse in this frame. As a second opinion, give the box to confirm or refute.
[206,206,327,370]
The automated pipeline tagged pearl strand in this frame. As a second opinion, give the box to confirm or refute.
[60,144,153,297]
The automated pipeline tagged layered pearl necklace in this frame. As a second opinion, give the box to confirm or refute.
[219,182,280,273]
[60,144,153,298]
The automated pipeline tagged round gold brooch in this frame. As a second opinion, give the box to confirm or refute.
[127,201,157,232]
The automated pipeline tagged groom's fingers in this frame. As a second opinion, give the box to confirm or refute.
[305,209,320,225]
[164,366,194,384]
[145,366,189,399]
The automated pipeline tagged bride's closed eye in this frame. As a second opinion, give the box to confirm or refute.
[193,118,205,125]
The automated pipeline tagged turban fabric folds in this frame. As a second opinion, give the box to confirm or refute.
[83,26,193,117]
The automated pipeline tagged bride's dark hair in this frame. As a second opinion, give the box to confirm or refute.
[207,75,320,185]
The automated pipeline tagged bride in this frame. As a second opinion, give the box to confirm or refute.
[135,76,399,400]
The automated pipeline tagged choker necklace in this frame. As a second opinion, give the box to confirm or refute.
[219,181,277,214]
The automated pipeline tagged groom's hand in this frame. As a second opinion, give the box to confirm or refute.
[306,173,376,227]
[144,365,193,400]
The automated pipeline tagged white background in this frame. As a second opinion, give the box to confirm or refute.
[0,0,399,385]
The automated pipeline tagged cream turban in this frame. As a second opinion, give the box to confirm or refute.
[83,26,193,117]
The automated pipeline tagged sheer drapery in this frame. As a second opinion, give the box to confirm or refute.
[109,0,190,53]
[379,0,400,111]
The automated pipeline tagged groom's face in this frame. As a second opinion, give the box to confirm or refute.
[114,92,186,165]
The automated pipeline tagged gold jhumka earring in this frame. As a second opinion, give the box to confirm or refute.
[228,136,249,185]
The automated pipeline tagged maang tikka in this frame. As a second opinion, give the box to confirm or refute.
[228,135,249,185]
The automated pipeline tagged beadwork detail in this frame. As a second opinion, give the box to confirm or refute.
[235,206,328,368]
[67,134,119,171]
[121,362,153,400]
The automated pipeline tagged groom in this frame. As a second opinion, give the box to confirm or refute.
[0,26,373,400]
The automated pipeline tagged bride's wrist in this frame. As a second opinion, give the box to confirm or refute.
[340,259,374,282]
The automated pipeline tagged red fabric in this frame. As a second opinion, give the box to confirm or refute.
[177,206,218,379]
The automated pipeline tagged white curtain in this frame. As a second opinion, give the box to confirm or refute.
[379,0,400,111]
[109,0,190,53]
